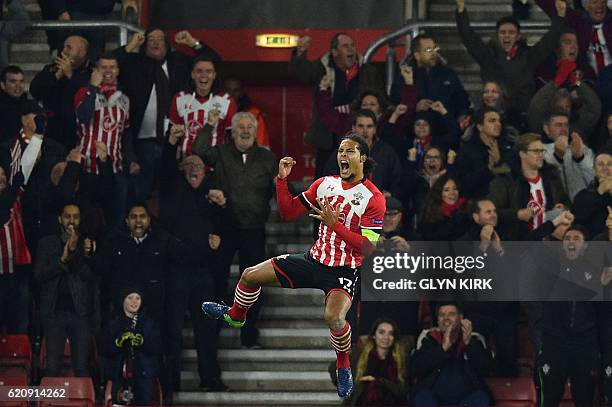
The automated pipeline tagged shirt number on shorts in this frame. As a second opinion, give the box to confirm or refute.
[338,277,354,295]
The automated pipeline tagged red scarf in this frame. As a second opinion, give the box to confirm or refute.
[100,81,118,98]
[364,348,398,403]
[507,45,518,60]
[345,63,359,83]
[591,26,606,74]
[441,197,466,218]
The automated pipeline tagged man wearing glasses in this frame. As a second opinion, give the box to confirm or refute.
[409,34,470,124]
[489,133,569,240]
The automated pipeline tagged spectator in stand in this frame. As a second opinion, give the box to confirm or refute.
[169,54,237,160]
[115,29,220,203]
[48,0,137,60]
[462,81,521,144]
[74,53,138,225]
[358,197,421,345]
[456,0,566,129]
[408,34,471,124]
[0,0,28,70]
[288,33,384,177]
[34,203,95,376]
[456,108,513,198]
[408,103,460,163]
[224,76,270,149]
[0,65,29,143]
[536,28,596,89]
[536,226,601,407]
[0,164,31,334]
[329,318,409,406]
[92,203,184,325]
[409,302,492,406]
[160,125,227,393]
[30,35,91,151]
[323,110,402,197]
[488,133,570,240]
[459,198,519,377]
[0,101,66,251]
[539,110,594,201]
[418,174,468,241]
[101,287,161,406]
[536,0,612,77]
[192,111,276,348]
[573,151,612,238]
[399,145,456,226]
[596,65,612,118]
[527,66,601,142]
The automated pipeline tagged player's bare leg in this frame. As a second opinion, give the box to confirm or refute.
[201,258,280,328]
[325,290,354,397]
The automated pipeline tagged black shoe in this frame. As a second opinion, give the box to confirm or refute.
[241,342,264,350]
[200,377,229,392]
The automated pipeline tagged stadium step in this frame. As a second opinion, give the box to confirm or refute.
[173,391,340,405]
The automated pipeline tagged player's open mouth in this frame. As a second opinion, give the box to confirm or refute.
[566,244,577,254]
[339,160,350,175]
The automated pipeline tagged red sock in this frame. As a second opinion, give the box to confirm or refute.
[329,322,352,369]
[227,281,261,321]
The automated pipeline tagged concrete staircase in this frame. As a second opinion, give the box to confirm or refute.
[174,210,343,405]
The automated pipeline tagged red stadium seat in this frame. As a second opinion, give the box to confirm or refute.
[0,335,32,378]
[486,377,537,407]
[0,368,29,407]
[104,378,163,407]
[37,376,95,407]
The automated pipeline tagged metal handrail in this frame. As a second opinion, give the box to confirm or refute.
[25,21,144,46]
[364,21,553,93]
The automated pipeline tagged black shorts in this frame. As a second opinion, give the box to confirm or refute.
[271,253,359,300]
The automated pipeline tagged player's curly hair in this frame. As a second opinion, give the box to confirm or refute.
[341,132,377,179]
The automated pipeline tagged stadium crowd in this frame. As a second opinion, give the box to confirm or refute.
[0,0,612,405]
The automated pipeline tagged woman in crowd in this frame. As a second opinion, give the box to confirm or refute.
[419,174,468,241]
[330,318,409,406]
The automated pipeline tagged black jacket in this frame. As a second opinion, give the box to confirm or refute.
[411,63,470,120]
[193,124,276,230]
[409,329,492,398]
[93,226,186,319]
[159,141,223,265]
[101,313,161,379]
[29,63,92,149]
[49,0,119,15]
[34,234,95,317]
[0,90,28,143]
[456,133,513,199]
[573,180,612,239]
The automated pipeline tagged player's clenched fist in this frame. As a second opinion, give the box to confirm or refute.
[278,157,296,179]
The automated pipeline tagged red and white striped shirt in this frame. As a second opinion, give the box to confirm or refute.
[300,176,385,268]
[527,175,547,231]
[75,88,130,174]
[0,192,31,274]
[169,91,237,160]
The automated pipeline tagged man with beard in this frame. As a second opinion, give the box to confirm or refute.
[203,133,386,398]
[159,124,226,394]
[0,65,29,143]
[409,302,492,406]
[34,203,95,376]
[192,111,276,348]
[489,133,569,240]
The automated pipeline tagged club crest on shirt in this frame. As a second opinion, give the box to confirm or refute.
[605,366,612,377]
[187,119,202,135]
[542,363,550,376]
[102,116,118,132]
[351,192,364,206]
